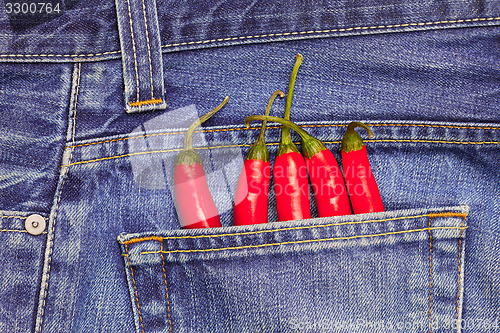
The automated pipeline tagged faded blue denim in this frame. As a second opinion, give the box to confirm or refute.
[0,0,499,332]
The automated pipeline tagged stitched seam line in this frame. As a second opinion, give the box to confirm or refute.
[0,51,122,58]
[140,0,154,100]
[428,217,433,333]
[160,17,500,48]
[37,63,81,333]
[125,0,140,104]
[64,123,500,149]
[160,241,172,332]
[71,65,80,147]
[365,139,500,145]
[60,138,500,168]
[124,235,164,244]
[1,17,499,59]
[120,212,467,244]
[0,215,48,220]
[61,144,253,167]
[125,244,145,333]
[0,229,47,234]
[454,216,467,333]
[129,98,163,107]
[139,226,467,255]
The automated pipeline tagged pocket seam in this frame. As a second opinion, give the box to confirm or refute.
[159,242,173,332]
[454,215,467,333]
[125,243,145,333]
[140,226,467,255]
[120,211,467,244]
[62,139,500,168]
[428,217,433,333]
[64,122,500,150]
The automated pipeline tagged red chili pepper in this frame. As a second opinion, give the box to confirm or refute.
[341,122,384,214]
[273,54,311,221]
[174,97,228,229]
[273,150,311,221]
[233,90,285,225]
[245,115,352,217]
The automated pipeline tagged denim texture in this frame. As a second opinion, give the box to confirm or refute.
[114,0,166,113]
[119,206,468,332]
[0,0,499,332]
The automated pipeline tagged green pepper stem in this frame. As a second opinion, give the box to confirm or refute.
[246,115,326,158]
[281,54,303,143]
[184,96,229,150]
[341,121,375,153]
[246,115,312,142]
[346,121,374,138]
[256,90,285,143]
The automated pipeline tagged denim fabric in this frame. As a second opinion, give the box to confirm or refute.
[119,206,469,332]
[0,0,499,332]
[115,0,166,113]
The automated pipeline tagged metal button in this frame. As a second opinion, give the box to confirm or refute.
[25,214,46,235]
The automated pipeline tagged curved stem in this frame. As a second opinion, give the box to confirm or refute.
[346,121,374,138]
[184,96,229,150]
[281,54,303,143]
[257,90,285,142]
[246,115,312,142]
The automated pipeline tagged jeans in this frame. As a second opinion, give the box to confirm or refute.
[0,0,499,332]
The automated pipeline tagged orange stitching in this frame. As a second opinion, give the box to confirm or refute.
[427,212,468,218]
[129,98,163,107]
[454,216,467,333]
[37,63,81,333]
[60,143,262,167]
[129,98,163,106]
[368,124,500,130]
[65,126,264,149]
[62,149,181,167]
[160,241,172,332]
[162,17,500,48]
[124,235,164,245]
[61,136,500,167]
[140,226,467,255]
[64,123,500,149]
[428,217,433,333]
[118,212,468,243]
[360,139,500,145]
[125,244,145,333]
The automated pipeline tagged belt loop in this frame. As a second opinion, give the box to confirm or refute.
[115,0,166,113]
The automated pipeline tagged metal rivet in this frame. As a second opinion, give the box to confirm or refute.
[25,214,46,235]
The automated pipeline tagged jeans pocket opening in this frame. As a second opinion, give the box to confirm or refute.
[118,205,469,333]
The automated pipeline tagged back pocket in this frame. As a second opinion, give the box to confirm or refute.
[118,205,468,333]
